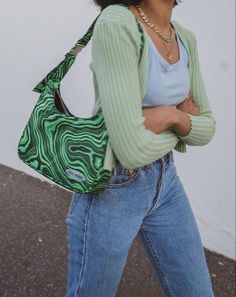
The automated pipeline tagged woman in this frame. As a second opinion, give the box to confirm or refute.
[65,1,216,296]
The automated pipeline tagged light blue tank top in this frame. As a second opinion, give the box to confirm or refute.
[142,32,190,108]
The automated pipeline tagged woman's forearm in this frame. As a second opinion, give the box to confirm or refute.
[142,105,177,134]
[171,109,192,137]
[142,106,192,137]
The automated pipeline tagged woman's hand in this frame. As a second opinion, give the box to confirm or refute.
[176,92,201,116]
[171,92,201,137]
[142,105,177,134]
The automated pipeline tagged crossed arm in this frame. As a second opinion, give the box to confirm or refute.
[142,92,200,137]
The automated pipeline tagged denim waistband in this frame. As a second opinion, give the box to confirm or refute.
[160,150,174,164]
[142,150,174,171]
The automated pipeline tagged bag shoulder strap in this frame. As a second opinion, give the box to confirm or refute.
[33,4,144,93]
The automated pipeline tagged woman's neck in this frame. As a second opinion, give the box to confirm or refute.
[137,0,174,32]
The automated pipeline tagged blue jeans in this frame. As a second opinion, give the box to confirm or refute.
[65,150,215,297]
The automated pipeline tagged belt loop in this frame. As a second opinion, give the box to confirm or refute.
[160,156,165,166]
[167,152,171,163]
[170,150,174,162]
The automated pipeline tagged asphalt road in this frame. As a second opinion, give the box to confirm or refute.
[0,164,235,297]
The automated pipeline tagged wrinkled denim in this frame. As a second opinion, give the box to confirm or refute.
[65,150,215,297]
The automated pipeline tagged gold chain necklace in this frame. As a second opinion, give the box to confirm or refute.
[135,4,176,61]
[135,4,175,43]
[161,37,175,61]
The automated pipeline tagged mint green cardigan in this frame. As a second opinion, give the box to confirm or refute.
[90,4,216,171]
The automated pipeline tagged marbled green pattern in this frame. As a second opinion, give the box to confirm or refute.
[18,80,112,193]
[17,4,144,193]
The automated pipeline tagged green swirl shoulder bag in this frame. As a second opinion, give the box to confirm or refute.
[17,4,144,194]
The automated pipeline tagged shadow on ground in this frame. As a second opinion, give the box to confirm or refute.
[0,164,235,297]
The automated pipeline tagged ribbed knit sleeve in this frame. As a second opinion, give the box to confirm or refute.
[177,33,216,145]
[92,20,179,168]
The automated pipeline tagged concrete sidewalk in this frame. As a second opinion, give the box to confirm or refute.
[0,164,235,297]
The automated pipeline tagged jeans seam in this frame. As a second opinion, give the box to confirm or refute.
[145,160,165,216]
[67,193,82,217]
[74,194,93,297]
[139,227,173,297]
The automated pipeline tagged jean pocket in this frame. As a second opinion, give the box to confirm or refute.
[106,164,141,189]
[68,192,81,215]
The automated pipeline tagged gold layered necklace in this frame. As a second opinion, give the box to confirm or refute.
[135,4,176,61]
